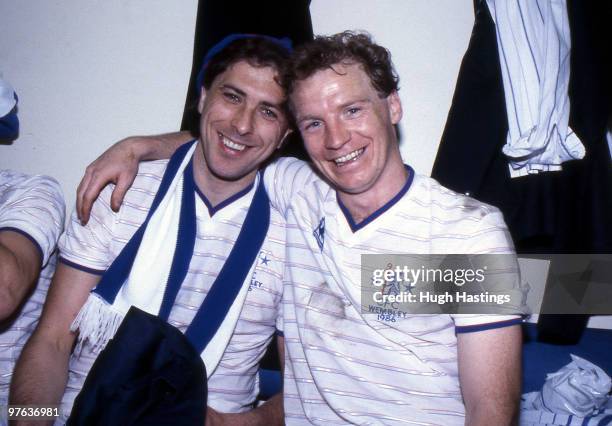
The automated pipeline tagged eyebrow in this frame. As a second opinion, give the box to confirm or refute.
[296,98,371,123]
[339,98,370,109]
[296,113,320,125]
[220,84,246,97]
[260,100,283,111]
[221,84,284,111]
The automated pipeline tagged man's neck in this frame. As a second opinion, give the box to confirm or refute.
[192,146,256,208]
[338,163,409,225]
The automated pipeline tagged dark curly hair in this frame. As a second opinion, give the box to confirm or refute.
[283,31,399,98]
[201,36,291,90]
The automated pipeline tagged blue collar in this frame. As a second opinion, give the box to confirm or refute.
[195,178,256,217]
[337,165,415,233]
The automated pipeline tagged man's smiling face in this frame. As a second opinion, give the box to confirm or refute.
[197,60,290,186]
[292,62,403,200]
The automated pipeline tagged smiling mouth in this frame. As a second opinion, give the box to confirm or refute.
[219,133,246,152]
[334,148,365,166]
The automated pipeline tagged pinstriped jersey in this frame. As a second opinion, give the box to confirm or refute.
[0,171,65,407]
[57,159,285,422]
[265,158,520,425]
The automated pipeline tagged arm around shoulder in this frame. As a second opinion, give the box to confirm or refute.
[77,131,193,224]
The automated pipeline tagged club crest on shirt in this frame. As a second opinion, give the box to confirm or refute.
[249,251,271,291]
[312,217,325,251]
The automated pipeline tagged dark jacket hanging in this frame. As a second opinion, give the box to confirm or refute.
[432,0,612,254]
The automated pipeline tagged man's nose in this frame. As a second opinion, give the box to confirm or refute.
[325,120,350,150]
[231,105,255,135]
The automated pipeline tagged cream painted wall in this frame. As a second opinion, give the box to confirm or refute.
[0,0,197,211]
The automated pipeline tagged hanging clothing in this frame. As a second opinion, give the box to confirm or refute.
[486,0,584,177]
[432,0,611,344]
[432,0,612,252]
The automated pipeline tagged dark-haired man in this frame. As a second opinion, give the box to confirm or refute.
[75,32,522,425]
[10,36,292,424]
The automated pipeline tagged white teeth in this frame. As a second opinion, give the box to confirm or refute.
[334,148,364,165]
[220,134,246,151]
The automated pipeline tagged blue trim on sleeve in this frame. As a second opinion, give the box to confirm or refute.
[337,165,415,232]
[455,318,522,334]
[59,256,106,276]
[0,226,44,266]
[275,329,284,337]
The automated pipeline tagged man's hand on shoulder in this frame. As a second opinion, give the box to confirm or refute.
[77,136,141,225]
[77,131,192,224]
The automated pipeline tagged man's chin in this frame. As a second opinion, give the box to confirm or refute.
[209,167,255,183]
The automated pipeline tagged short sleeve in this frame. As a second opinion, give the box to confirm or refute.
[0,171,65,267]
[58,183,118,274]
[450,206,523,331]
[453,315,522,333]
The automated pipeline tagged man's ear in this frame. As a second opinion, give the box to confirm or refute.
[276,128,294,150]
[387,91,402,125]
[197,87,207,114]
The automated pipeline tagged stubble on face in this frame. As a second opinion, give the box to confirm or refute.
[193,61,290,203]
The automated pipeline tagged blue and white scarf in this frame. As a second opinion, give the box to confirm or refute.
[71,141,270,377]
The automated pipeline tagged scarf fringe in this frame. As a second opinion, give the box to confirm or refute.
[70,294,125,356]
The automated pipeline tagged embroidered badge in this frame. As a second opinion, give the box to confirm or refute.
[313,217,325,251]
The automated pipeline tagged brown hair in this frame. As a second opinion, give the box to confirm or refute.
[283,31,399,98]
[201,36,291,90]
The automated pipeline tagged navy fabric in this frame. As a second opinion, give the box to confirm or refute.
[67,307,206,426]
[0,107,18,140]
[158,159,197,320]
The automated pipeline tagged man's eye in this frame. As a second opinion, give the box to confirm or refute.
[261,108,278,120]
[224,92,240,103]
[305,121,321,131]
[347,107,361,115]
